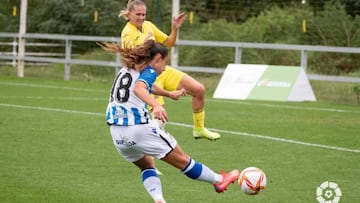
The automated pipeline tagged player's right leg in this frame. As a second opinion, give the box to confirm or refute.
[161,145,239,193]
[133,156,166,203]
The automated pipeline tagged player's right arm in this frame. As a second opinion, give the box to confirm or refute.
[134,81,168,123]
[163,12,186,47]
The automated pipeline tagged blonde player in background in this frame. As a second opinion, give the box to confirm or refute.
[119,0,221,141]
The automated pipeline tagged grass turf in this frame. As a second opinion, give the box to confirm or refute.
[0,75,359,203]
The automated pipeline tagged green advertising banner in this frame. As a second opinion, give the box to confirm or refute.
[247,66,300,101]
[213,64,316,102]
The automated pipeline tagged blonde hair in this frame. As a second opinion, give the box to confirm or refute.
[118,0,146,20]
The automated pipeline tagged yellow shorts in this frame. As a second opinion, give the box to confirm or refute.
[153,65,186,105]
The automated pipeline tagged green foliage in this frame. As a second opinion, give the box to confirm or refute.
[304,2,360,74]
[1,0,359,75]
[180,19,236,67]
[0,0,144,34]
[305,2,360,46]
[0,0,20,32]
[354,85,360,104]
[178,3,360,75]
[237,6,306,65]
[0,0,125,36]
[69,50,116,82]
[183,0,309,23]
[179,6,307,67]
[146,0,172,32]
[310,80,360,104]
[240,6,304,44]
[308,52,360,75]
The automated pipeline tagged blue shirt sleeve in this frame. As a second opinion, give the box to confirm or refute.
[137,66,157,93]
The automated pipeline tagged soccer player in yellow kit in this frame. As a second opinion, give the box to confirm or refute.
[119,0,220,141]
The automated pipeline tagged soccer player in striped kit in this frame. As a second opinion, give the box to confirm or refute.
[99,40,239,203]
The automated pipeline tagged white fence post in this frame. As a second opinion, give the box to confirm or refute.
[235,46,242,64]
[170,0,180,68]
[64,39,72,80]
[17,0,27,78]
[12,36,17,67]
[115,52,121,74]
[301,49,308,72]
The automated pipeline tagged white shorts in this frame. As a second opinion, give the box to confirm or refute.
[109,119,177,162]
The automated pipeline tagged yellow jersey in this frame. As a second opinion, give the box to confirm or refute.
[121,21,168,48]
[120,21,186,105]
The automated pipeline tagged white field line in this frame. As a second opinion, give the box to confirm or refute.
[168,122,360,153]
[1,81,359,114]
[0,103,103,116]
[170,96,360,114]
[0,102,359,154]
[0,96,105,101]
[0,81,108,93]
[208,99,360,114]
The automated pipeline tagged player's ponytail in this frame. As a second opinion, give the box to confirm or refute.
[98,40,166,71]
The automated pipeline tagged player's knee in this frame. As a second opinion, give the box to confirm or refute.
[191,83,205,96]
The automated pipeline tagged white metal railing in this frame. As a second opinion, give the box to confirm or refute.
[0,32,360,83]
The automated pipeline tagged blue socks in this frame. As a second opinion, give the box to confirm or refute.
[181,158,221,183]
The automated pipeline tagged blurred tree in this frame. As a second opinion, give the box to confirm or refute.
[305,2,360,74]
[309,0,360,17]
[25,0,124,36]
[305,2,359,47]
[0,0,21,32]
[1,0,359,36]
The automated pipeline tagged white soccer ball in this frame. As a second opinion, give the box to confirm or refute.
[238,167,266,195]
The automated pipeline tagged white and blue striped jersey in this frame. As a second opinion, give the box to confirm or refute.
[106,66,157,126]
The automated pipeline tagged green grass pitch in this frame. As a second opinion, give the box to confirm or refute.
[0,76,359,203]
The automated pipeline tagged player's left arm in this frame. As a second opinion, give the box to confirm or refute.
[152,84,186,100]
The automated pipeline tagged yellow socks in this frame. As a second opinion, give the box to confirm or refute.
[193,109,205,129]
